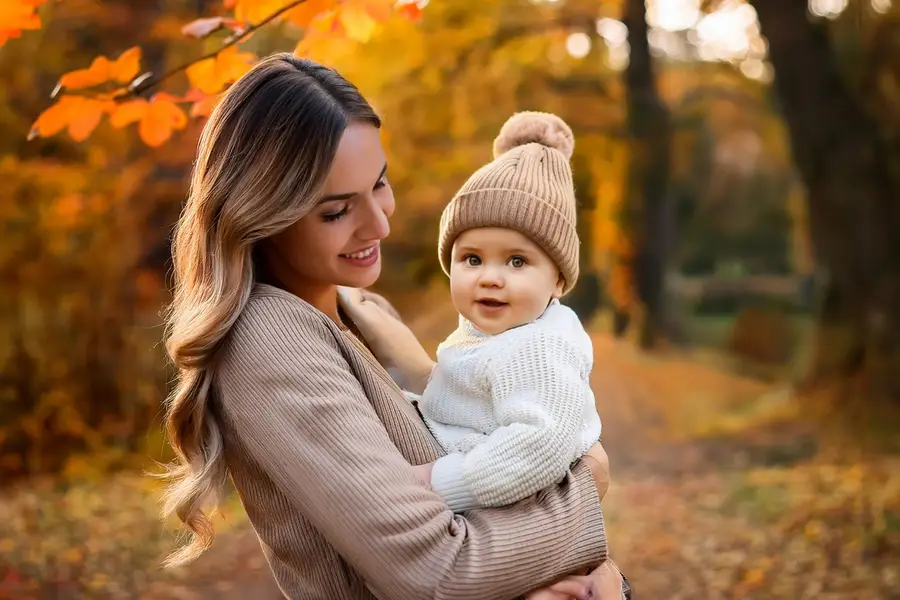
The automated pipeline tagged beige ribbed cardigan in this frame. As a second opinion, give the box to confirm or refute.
[213,283,608,600]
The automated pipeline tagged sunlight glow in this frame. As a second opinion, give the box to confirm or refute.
[739,57,773,83]
[648,29,691,61]
[808,0,849,18]
[644,0,773,82]
[565,32,592,59]
[596,18,628,46]
[647,0,703,31]
[608,42,631,71]
[596,18,630,71]
[694,3,758,61]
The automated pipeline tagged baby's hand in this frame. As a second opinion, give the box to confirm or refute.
[411,462,433,487]
[337,286,435,393]
[337,286,389,326]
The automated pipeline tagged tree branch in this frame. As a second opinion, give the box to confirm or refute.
[58,0,310,102]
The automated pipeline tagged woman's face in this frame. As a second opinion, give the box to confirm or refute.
[261,121,394,295]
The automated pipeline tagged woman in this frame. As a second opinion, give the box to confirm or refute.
[160,52,625,600]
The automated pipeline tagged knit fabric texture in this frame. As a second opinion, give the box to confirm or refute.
[213,283,611,599]
[438,112,581,294]
[418,299,603,512]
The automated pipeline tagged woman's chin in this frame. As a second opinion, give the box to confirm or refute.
[337,262,381,289]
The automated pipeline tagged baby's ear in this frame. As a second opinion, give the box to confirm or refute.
[552,273,565,299]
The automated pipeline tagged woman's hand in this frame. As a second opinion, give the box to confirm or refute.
[525,575,595,600]
[526,561,625,600]
[587,561,625,600]
[337,286,436,393]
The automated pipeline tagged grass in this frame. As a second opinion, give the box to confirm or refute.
[0,472,258,599]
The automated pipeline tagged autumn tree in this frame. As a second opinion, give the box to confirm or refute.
[620,0,672,348]
[9,0,422,147]
[744,0,900,405]
[0,0,424,479]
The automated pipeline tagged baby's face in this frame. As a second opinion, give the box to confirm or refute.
[449,227,564,335]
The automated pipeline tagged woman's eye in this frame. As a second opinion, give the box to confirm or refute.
[374,175,389,190]
[464,254,481,266]
[509,256,526,268]
[322,206,348,222]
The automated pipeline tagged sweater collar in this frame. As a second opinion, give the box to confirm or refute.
[457,298,561,337]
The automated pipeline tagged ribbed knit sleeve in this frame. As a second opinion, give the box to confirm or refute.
[216,296,607,600]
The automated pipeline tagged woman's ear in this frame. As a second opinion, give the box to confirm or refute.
[552,273,565,299]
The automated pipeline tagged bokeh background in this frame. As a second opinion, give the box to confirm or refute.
[2,0,899,598]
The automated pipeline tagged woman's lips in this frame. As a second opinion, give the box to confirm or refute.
[339,244,379,267]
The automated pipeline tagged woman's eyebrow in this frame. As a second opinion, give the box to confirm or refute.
[319,162,388,203]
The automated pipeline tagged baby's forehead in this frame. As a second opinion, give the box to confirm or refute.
[453,227,539,253]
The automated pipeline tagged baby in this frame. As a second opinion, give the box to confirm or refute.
[339,111,606,513]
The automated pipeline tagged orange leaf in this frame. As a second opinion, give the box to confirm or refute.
[216,45,255,83]
[181,88,208,102]
[234,0,292,24]
[56,47,140,90]
[186,57,220,94]
[0,0,43,48]
[111,46,141,83]
[30,96,80,139]
[285,0,335,28]
[362,0,394,22]
[189,94,221,118]
[181,16,240,38]
[186,45,255,94]
[396,1,423,22]
[68,99,111,141]
[338,0,377,42]
[294,31,354,66]
[152,91,184,104]
[139,95,188,147]
[29,96,111,142]
[307,9,343,36]
[59,56,112,90]
[109,99,149,128]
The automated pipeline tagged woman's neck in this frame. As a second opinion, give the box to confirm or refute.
[259,266,342,324]
[297,284,340,323]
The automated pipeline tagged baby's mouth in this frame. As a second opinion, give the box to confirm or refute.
[477,299,508,307]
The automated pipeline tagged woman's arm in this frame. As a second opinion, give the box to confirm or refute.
[218,297,607,600]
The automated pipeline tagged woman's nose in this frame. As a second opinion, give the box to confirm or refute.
[358,194,391,240]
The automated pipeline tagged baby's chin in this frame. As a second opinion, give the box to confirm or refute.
[465,311,539,336]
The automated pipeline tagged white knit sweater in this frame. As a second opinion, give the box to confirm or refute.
[416,300,603,512]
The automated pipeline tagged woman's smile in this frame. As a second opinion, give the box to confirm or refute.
[339,242,380,267]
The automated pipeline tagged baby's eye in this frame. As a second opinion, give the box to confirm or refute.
[464,254,482,266]
[509,256,526,268]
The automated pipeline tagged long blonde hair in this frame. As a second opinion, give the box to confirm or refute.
[160,52,380,567]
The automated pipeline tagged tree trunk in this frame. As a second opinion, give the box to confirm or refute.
[622,0,673,349]
[752,0,900,403]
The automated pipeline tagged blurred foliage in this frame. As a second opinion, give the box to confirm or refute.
[2,0,900,597]
[20,0,423,146]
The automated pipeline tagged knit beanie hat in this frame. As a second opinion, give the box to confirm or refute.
[437,111,580,294]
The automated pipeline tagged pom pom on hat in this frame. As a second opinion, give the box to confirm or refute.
[492,111,575,160]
